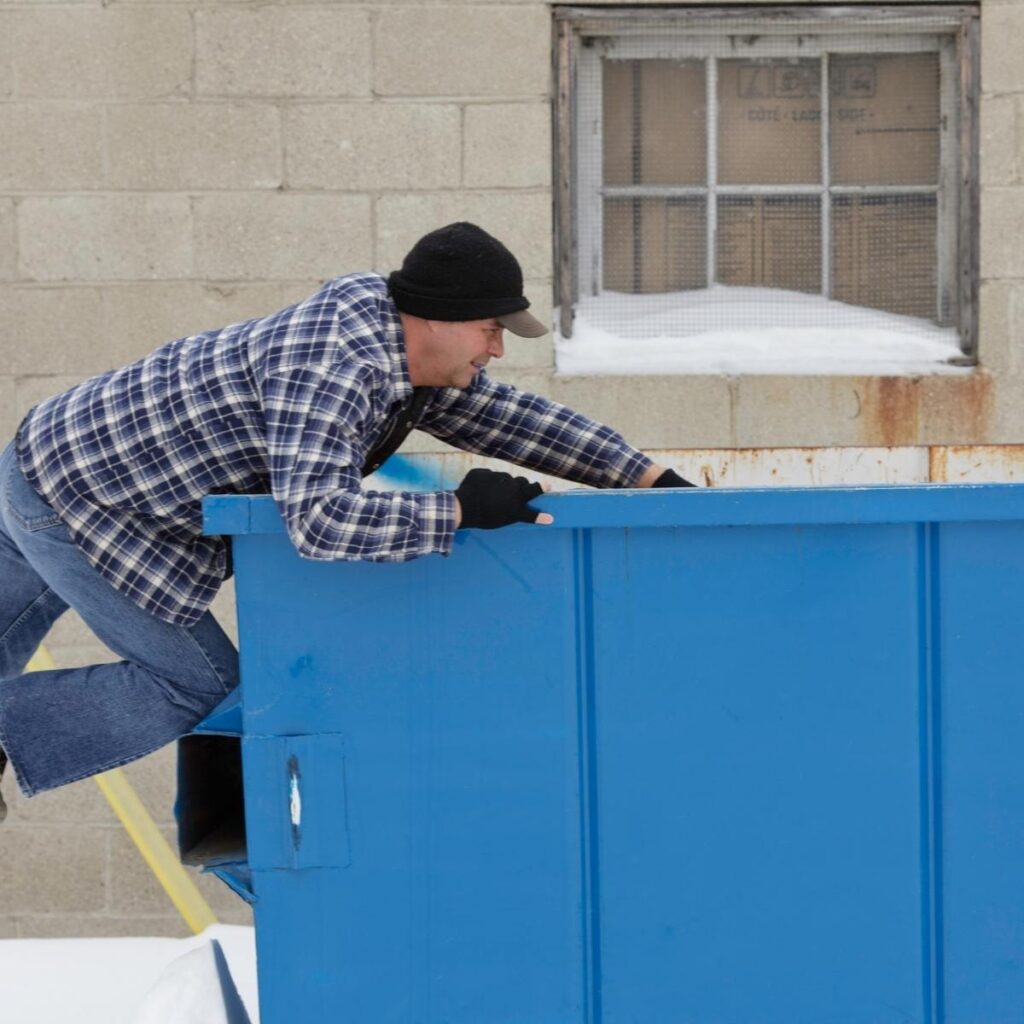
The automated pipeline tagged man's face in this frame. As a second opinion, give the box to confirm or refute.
[415,318,506,389]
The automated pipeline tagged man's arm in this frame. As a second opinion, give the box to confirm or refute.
[419,372,677,490]
[263,362,459,560]
[636,464,665,488]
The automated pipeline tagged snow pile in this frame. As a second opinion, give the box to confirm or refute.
[132,936,252,1024]
[1,924,258,1024]
[556,286,968,376]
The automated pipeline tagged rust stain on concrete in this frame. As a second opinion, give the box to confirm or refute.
[938,373,994,443]
[859,378,922,447]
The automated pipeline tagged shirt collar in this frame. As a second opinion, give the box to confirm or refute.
[381,289,413,404]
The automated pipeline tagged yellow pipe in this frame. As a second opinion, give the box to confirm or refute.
[26,644,219,935]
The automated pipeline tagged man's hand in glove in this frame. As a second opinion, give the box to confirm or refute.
[651,467,696,488]
[454,469,554,529]
[635,464,697,488]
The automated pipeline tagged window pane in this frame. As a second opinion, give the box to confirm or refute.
[603,59,707,186]
[718,59,822,185]
[832,195,937,320]
[718,197,822,294]
[830,54,940,186]
[603,198,707,293]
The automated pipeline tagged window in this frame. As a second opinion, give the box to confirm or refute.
[554,6,980,375]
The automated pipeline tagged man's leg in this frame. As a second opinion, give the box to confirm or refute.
[0,444,238,797]
[0,444,72,813]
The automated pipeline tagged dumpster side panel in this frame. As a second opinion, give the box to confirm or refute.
[234,528,588,1024]
[218,494,1024,1023]
[589,523,927,1024]
[938,521,1024,1023]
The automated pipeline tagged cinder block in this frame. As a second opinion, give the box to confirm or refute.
[981,188,1024,279]
[991,374,1024,442]
[0,917,17,938]
[919,371,997,445]
[482,368,550,396]
[1,286,105,376]
[103,281,325,364]
[285,103,461,190]
[552,373,733,450]
[0,826,107,912]
[0,377,20,442]
[982,1,1024,96]
[108,826,252,925]
[375,192,552,280]
[396,430,458,457]
[1011,285,1024,379]
[210,582,239,649]
[106,104,281,191]
[197,8,371,98]
[4,774,112,826]
[38,642,117,671]
[16,376,88,421]
[121,745,179,828]
[44,609,113,653]
[13,9,191,100]
[18,196,192,282]
[0,106,104,190]
[734,375,868,447]
[978,280,1014,376]
[981,95,1018,186]
[194,193,371,281]
[191,863,254,925]
[16,914,189,938]
[0,18,13,98]
[501,335,555,372]
[0,200,14,281]
[108,827,181,915]
[464,103,552,188]
[375,6,550,98]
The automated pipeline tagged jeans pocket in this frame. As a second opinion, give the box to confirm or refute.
[4,459,65,534]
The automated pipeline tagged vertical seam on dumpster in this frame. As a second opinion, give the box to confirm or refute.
[574,527,602,1024]
[918,522,946,1024]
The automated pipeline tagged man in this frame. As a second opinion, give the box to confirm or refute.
[0,222,691,813]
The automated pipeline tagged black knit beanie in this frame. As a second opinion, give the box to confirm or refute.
[388,223,545,335]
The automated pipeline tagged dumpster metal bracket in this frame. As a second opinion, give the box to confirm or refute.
[244,734,351,871]
[206,862,257,905]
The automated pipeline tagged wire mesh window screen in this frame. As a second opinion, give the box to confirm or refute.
[604,197,707,292]
[718,197,822,294]
[564,7,976,362]
[718,59,822,185]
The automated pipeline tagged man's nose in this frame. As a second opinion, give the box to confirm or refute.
[489,333,505,358]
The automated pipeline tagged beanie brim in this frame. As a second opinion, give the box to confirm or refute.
[497,309,548,338]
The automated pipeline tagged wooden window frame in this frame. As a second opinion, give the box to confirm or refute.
[554,5,981,363]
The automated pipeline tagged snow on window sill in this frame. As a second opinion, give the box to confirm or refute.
[555,287,970,378]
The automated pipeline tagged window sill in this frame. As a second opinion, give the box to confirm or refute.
[547,367,1002,450]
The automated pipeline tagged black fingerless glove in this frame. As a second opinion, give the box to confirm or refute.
[652,468,696,488]
[455,469,545,529]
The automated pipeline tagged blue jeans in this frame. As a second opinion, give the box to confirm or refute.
[0,441,238,796]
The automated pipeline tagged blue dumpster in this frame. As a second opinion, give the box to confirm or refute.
[182,484,1024,1023]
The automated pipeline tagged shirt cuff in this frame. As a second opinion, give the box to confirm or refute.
[417,489,460,555]
[603,448,656,489]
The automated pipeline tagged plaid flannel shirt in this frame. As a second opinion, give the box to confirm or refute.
[16,274,653,627]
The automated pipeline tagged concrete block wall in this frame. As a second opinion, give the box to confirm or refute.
[0,0,1017,937]
[0,0,556,939]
